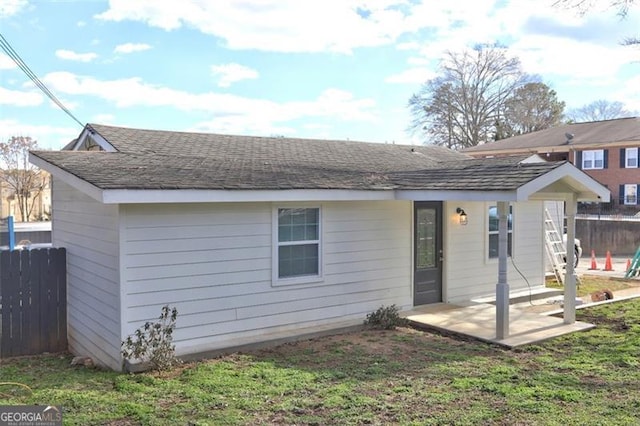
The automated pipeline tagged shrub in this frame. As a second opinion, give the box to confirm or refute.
[364,304,408,330]
[121,305,180,372]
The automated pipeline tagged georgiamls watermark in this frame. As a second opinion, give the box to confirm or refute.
[0,405,62,426]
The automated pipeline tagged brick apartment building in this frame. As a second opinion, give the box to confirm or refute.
[463,117,640,210]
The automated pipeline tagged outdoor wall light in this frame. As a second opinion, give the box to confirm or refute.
[456,208,468,225]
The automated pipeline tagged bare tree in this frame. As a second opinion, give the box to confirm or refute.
[568,99,635,122]
[555,0,638,44]
[0,136,47,222]
[408,45,527,149]
[495,82,566,139]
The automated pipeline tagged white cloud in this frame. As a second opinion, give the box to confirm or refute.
[92,113,116,123]
[55,49,98,62]
[211,63,258,87]
[509,35,634,81]
[0,86,43,106]
[385,68,436,84]
[0,0,28,18]
[0,119,80,150]
[41,72,377,136]
[0,53,17,70]
[77,20,86,27]
[95,0,428,53]
[114,42,152,54]
[612,75,640,112]
[191,116,297,137]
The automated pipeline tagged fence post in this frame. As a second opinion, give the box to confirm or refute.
[8,215,15,250]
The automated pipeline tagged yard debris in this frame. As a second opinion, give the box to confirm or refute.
[590,289,614,302]
[0,382,32,398]
[70,356,94,367]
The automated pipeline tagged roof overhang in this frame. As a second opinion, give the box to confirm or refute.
[31,153,610,204]
[516,162,610,202]
[465,140,640,157]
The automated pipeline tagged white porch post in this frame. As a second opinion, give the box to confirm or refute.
[496,201,510,340]
[564,193,577,324]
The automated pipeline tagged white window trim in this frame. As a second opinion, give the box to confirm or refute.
[487,203,514,261]
[582,149,604,170]
[271,205,324,286]
[626,148,638,168]
[624,184,638,205]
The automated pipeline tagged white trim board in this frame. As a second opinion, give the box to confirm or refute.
[67,126,117,152]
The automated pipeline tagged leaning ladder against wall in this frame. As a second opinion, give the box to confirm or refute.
[544,209,579,286]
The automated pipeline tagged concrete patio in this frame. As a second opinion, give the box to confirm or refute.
[404,302,595,348]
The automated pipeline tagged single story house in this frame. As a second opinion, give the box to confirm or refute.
[30,124,609,371]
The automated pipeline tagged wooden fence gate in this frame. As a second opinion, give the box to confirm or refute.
[0,248,67,358]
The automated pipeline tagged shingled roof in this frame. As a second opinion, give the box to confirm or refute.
[31,123,567,192]
[463,117,640,155]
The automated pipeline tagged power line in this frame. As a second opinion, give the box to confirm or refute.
[0,33,85,128]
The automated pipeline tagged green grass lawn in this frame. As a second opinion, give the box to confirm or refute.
[547,274,640,298]
[2,299,640,425]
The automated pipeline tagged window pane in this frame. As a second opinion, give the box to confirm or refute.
[489,206,512,231]
[278,244,319,278]
[583,150,604,169]
[627,148,638,168]
[489,234,499,258]
[624,184,638,205]
[416,208,436,269]
[488,206,513,259]
[278,208,319,242]
[306,224,318,240]
[489,234,512,258]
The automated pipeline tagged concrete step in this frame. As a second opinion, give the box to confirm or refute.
[472,287,564,305]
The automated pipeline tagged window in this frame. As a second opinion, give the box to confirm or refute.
[626,148,638,168]
[582,150,604,170]
[623,184,638,205]
[275,207,321,281]
[488,205,512,259]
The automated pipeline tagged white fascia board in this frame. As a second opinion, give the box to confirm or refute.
[29,154,104,203]
[70,126,117,152]
[516,163,610,202]
[65,127,88,150]
[395,190,517,201]
[101,188,397,204]
[465,145,569,156]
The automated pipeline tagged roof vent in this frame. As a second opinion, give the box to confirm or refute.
[565,133,574,144]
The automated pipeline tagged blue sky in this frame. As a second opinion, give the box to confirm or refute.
[1,0,639,150]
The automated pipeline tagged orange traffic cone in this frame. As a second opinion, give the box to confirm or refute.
[588,250,598,270]
[627,259,632,272]
[603,250,613,271]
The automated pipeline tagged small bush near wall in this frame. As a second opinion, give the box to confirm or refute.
[364,305,408,330]
[121,305,180,372]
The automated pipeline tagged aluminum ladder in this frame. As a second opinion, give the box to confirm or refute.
[625,246,640,279]
[544,209,568,285]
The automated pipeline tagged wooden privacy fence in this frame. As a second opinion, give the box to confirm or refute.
[0,248,67,358]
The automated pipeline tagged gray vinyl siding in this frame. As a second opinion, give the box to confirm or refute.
[120,201,411,356]
[51,179,121,370]
[444,200,546,303]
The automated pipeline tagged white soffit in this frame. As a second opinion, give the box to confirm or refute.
[517,163,610,202]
